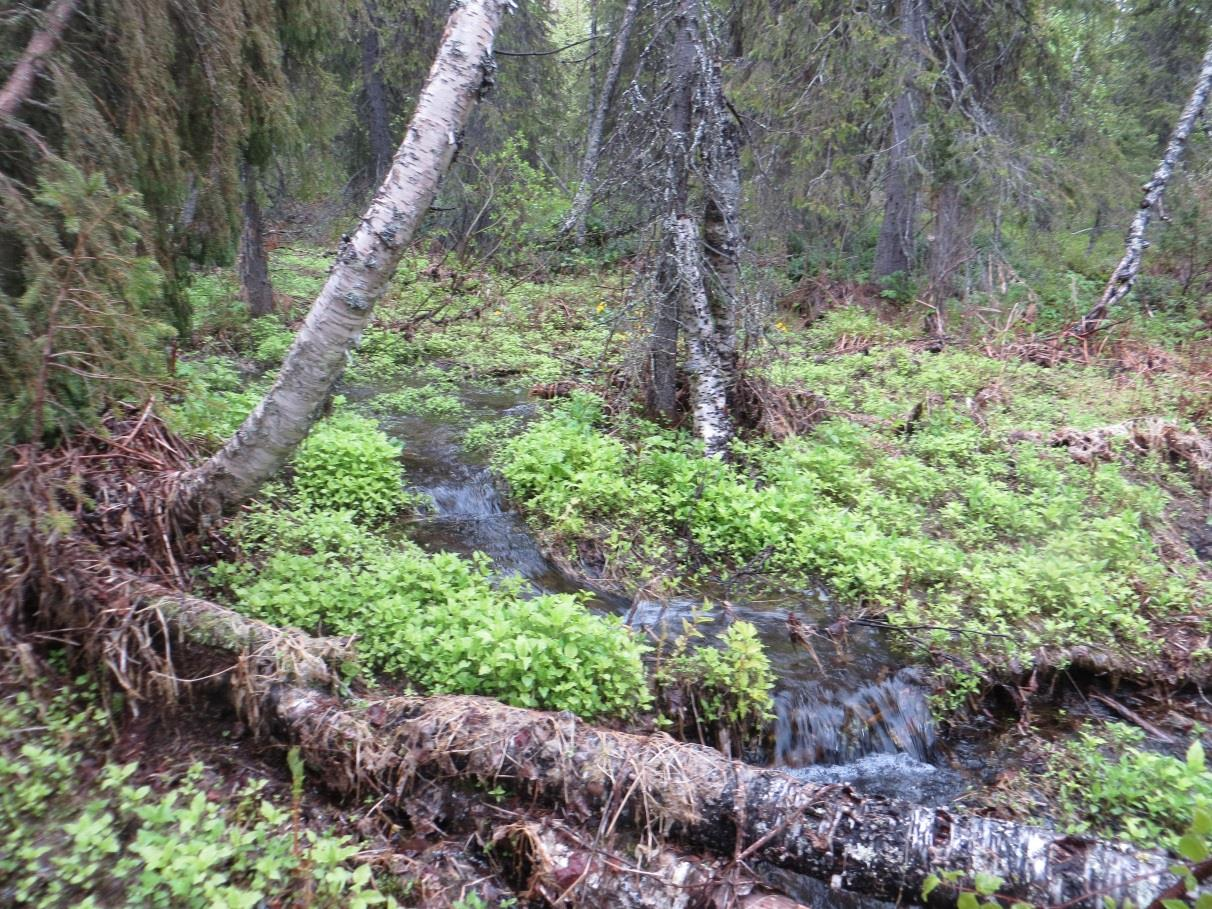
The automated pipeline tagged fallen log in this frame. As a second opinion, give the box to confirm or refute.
[1012,418,1212,490]
[8,549,1201,907]
[491,818,807,909]
[269,686,1193,908]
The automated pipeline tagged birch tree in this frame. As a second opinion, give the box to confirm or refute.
[563,0,641,244]
[172,0,511,521]
[1073,35,1212,337]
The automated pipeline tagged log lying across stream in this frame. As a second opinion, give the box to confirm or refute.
[105,586,1194,909]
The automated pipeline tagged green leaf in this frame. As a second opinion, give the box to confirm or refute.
[1162,901,1189,909]
[1193,807,1212,837]
[958,892,979,909]
[922,874,941,899]
[973,872,1004,895]
[1188,740,1206,773]
[1178,832,1209,863]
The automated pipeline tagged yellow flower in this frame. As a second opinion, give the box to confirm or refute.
[596,302,607,313]
[775,321,788,331]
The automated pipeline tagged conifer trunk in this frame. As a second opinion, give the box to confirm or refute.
[0,0,78,120]
[563,0,640,245]
[1073,36,1212,337]
[171,0,509,522]
[238,161,274,318]
[359,0,395,188]
[873,0,925,280]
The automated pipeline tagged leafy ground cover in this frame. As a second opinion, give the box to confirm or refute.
[0,665,398,908]
[496,306,1212,705]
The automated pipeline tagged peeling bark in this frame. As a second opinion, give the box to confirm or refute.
[266,688,1193,909]
[171,0,509,523]
[564,0,640,244]
[43,577,1200,909]
[672,216,733,456]
[0,0,78,121]
[493,819,807,909]
[1074,36,1212,337]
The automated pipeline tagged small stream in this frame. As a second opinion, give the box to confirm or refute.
[371,380,971,809]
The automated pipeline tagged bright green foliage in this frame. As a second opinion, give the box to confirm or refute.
[165,357,264,447]
[291,411,406,522]
[1049,723,1212,850]
[654,620,775,747]
[498,339,1201,678]
[367,373,466,420]
[249,316,295,367]
[214,507,651,719]
[0,162,171,447]
[0,678,395,908]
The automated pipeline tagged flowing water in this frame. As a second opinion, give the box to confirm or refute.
[372,379,969,808]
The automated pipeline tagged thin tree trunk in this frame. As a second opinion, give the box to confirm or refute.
[563,0,641,244]
[171,0,509,523]
[702,53,741,373]
[647,0,697,423]
[238,161,274,317]
[359,0,395,187]
[873,0,925,280]
[0,0,78,120]
[673,216,734,455]
[1073,36,1212,337]
[925,179,968,338]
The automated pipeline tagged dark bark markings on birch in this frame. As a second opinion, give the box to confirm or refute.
[172,0,511,522]
[1075,36,1212,336]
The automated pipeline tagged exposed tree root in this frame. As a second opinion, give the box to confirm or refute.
[1011,417,1212,490]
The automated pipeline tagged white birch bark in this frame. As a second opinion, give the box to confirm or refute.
[172,0,509,520]
[1074,36,1212,336]
[563,0,641,244]
[671,215,733,456]
[0,0,78,120]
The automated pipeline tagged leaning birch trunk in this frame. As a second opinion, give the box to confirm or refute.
[170,0,508,522]
[269,687,1195,909]
[672,216,734,455]
[0,0,78,120]
[1073,36,1212,337]
[563,0,641,245]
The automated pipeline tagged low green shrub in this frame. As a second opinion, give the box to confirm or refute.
[496,395,1196,677]
[0,678,395,908]
[248,315,294,367]
[654,620,775,752]
[165,357,262,445]
[291,410,405,522]
[215,507,651,719]
[1048,722,1212,850]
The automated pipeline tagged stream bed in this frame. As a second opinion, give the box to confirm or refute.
[372,378,977,810]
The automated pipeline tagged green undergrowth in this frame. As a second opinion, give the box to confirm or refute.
[1047,722,1212,851]
[0,674,396,908]
[211,506,651,719]
[497,346,1207,692]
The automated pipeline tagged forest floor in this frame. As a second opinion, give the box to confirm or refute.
[5,247,1212,906]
